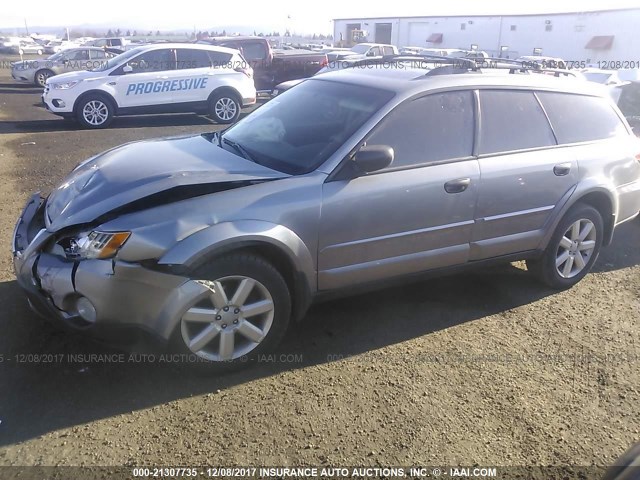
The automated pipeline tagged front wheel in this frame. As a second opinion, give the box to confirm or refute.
[76,95,114,128]
[527,203,603,289]
[209,93,241,124]
[173,253,291,372]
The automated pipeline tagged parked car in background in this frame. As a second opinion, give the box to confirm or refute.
[11,47,117,87]
[0,36,22,52]
[41,43,256,127]
[43,40,81,54]
[198,36,327,92]
[82,37,127,50]
[401,47,470,58]
[13,62,640,371]
[582,68,631,104]
[16,41,44,56]
[349,42,398,57]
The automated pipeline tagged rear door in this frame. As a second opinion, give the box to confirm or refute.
[471,89,577,260]
[318,90,480,290]
[111,48,176,108]
[174,48,222,105]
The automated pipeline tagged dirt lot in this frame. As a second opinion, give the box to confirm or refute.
[0,56,638,474]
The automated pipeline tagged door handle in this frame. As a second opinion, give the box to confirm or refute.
[444,178,471,194]
[553,163,572,176]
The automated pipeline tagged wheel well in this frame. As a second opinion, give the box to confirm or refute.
[201,243,311,322]
[575,192,614,245]
[208,87,242,104]
[73,90,117,115]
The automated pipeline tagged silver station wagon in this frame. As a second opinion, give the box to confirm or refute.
[11,47,117,87]
[13,61,640,370]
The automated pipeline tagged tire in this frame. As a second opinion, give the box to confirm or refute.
[171,253,291,372]
[76,94,114,129]
[34,69,53,88]
[526,203,603,289]
[209,92,241,124]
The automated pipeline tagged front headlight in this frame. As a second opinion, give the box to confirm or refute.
[51,80,81,89]
[64,231,130,260]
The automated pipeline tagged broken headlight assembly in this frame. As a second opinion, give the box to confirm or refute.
[59,231,131,260]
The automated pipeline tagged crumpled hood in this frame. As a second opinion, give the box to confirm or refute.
[46,134,285,231]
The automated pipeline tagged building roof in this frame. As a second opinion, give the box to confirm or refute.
[333,6,640,21]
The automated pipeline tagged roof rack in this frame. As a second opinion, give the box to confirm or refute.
[422,56,581,78]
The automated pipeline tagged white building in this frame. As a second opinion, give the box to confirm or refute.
[333,7,640,63]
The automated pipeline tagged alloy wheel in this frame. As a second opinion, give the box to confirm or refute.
[214,97,238,121]
[82,100,109,126]
[555,218,597,278]
[181,276,275,361]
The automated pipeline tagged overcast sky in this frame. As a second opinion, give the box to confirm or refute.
[2,0,639,34]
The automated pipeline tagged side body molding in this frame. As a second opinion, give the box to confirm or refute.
[157,220,317,293]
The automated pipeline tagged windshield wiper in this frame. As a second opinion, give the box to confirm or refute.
[222,137,259,164]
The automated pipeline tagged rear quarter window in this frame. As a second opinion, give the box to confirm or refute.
[209,51,233,67]
[536,92,628,144]
[479,90,556,154]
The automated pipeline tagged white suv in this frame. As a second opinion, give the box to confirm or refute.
[42,43,256,128]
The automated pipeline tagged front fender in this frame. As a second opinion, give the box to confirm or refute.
[157,220,317,292]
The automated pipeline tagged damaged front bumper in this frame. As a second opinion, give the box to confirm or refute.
[12,194,209,344]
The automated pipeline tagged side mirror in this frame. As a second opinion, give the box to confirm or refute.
[354,145,394,173]
[122,65,133,74]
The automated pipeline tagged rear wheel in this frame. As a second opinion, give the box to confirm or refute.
[527,203,603,289]
[76,95,114,129]
[172,254,291,372]
[209,92,241,124]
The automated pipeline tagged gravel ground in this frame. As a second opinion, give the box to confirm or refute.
[0,57,638,474]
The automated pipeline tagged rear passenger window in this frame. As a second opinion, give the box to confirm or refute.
[176,49,211,69]
[365,91,475,168]
[537,92,627,144]
[479,90,556,154]
[383,46,395,55]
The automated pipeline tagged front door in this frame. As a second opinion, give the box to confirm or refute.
[318,90,479,290]
[112,48,177,108]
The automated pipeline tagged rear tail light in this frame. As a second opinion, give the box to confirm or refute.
[320,55,328,67]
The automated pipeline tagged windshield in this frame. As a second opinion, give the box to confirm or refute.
[47,51,65,61]
[583,72,613,84]
[221,79,394,175]
[350,45,370,54]
[90,47,142,71]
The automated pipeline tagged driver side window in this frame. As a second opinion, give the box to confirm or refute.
[364,90,475,169]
